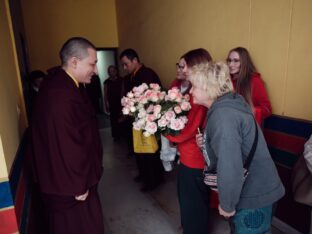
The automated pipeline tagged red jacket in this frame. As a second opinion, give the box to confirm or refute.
[166,79,207,169]
[231,73,272,123]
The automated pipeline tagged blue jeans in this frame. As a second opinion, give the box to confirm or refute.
[229,205,273,234]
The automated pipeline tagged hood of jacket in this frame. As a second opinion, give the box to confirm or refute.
[208,92,253,118]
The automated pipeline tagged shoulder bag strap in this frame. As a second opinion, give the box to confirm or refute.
[244,118,258,170]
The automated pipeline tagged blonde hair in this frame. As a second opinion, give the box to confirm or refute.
[189,62,233,100]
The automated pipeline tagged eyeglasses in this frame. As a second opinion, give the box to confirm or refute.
[226,58,240,63]
[176,63,185,70]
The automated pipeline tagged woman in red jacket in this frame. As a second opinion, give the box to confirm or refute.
[166,48,212,234]
[227,47,272,123]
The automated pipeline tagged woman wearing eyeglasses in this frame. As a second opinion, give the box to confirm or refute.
[227,47,272,123]
[165,48,212,234]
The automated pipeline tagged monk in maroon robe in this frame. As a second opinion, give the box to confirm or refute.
[31,37,104,234]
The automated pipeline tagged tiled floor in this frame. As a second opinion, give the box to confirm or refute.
[98,124,286,234]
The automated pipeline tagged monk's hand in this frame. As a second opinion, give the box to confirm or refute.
[218,205,235,219]
[75,190,89,201]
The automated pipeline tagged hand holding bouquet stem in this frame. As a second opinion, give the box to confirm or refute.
[196,128,203,148]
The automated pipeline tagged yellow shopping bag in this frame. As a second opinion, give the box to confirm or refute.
[132,129,159,153]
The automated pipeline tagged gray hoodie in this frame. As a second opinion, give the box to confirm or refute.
[203,92,284,212]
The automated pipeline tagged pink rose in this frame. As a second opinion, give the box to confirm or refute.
[154,105,162,114]
[174,106,182,114]
[154,113,161,119]
[150,91,159,102]
[122,107,130,115]
[184,94,190,101]
[146,104,154,113]
[165,110,176,120]
[158,91,166,100]
[135,83,148,94]
[176,97,182,103]
[134,91,142,97]
[127,91,134,98]
[134,118,146,129]
[144,90,153,99]
[130,106,136,112]
[158,117,168,128]
[146,114,156,122]
[167,88,179,101]
[179,116,188,124]
[149,83,160,91]
[145,121,158,134]
[128,100,135,107]
[121,97,134,107]
[138,96,148,104]
[180,101,191,111]
[132,121,142,130]
[138,109,147,118]
[169,118,185,131]
[121,97,127,106]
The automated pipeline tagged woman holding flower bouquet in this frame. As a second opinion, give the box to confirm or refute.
[165,48,212,234]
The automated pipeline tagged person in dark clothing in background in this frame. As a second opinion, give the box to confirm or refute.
[27,70,46,117]
[86,74,102,114]
[25,69,47,234]
[30,37,104,234]
[104,65,124,141]
[120,48,164,192]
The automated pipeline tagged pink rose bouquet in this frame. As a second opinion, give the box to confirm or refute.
[121,83,191,137]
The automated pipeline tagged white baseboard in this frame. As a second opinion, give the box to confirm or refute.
[272,217,303,234]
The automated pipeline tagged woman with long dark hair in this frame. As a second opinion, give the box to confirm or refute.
[227,47,272,123]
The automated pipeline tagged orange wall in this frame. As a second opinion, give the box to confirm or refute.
[116,0,312,120]
[18,0,312,120]
[21,0,118,71]
[0,0,27,177]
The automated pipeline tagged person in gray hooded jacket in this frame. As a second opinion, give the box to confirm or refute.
[189,61,285,233]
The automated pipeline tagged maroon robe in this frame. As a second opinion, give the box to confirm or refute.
[31,67,104,234]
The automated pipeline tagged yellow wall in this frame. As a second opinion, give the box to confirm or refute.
[21,0,118,71]
[116,0,312,120]
[0,136,8,179]
[0,0,27,177]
